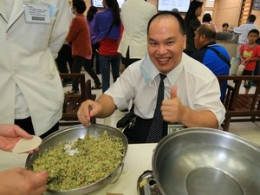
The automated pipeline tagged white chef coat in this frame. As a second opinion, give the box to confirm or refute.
[0,0,70,135]
[106,53,226,127]
[118,0,157,59]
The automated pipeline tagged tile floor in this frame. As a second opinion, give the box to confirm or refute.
[63,69,260,145]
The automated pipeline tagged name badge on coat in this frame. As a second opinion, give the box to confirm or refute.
[24,3,51,24]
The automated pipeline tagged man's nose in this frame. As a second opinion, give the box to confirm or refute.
[157,45,167,54]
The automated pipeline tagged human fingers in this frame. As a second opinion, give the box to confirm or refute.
[32,185,48,195]
[161,91,180,123]
[26,147,39,154]
[26,170,48,195]
[161,86,178,113]
[0,168,48,195]
[0,124,31,138]
[170,86,178,99]
[77,101,93,126]
[14,125,33,139]
[31,170,48,187]
[161,99,178,123]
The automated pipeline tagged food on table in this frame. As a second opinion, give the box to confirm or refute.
[32,131,125,190]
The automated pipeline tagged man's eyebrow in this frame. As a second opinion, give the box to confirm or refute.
[148,37,156,41]
[148,37,175,41]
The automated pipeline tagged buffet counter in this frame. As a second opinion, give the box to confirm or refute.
[216,40,238,58]
[216,32,238,58]
[0,143,157,195]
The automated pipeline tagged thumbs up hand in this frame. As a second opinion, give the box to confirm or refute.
[161,86,185,123]
[170,85,177,99]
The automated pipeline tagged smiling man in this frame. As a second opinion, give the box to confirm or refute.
[77,11,225,143]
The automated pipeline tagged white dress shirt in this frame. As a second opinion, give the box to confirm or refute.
[105,53,225,126]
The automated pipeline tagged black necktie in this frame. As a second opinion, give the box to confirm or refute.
[146,73,166,143]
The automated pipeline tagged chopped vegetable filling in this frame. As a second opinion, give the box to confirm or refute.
[33,131,125,190]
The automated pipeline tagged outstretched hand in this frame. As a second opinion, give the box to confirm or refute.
[0,168,48,195]
[77,100,102,126]
[0,124,33,152]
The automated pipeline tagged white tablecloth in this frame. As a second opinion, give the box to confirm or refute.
[0,143,157,195]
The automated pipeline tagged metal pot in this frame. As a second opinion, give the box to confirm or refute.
[152,128,260,195]
[25,124,128,195]
[137,170,162,195]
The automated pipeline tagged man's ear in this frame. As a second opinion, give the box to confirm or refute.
[183,34,187,49]
[200,34,206,42]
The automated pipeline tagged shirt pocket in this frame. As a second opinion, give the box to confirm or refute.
[7,15,55,53]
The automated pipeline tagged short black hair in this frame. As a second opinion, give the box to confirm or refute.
[248,29,259,36]
[87,6,98,22]
[147,11,186,35]
[184,0,203,23]
[73,0,86,14]
[248,14,256,23]
[222,23,229,28]
[202,13,212,23]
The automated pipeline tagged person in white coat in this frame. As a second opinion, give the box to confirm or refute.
[0,0,70,137]
[118,0,157,68]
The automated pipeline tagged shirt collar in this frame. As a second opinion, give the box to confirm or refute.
[200,41,217,50]
[0,0,8,22]
[167,55,184,86]
[0,0,17,23]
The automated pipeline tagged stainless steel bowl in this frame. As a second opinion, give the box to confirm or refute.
[152,128,260,195]
[25,124,128,195]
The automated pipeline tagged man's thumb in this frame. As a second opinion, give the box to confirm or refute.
[170,86,177,99]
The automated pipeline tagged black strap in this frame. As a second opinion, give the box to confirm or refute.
[207,46,231,67]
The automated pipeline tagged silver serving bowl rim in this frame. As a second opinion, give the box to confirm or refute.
[152,127,260,195]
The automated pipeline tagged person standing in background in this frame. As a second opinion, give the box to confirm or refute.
[0,0,70,138]
[66,0,101,94]
[87,6,101,76]
[222,23,229,32]
[56,43,73,86]
[233,14,259,57]
[239,29,260,94]
[118,0,157,69]
[184,0,203,56]
[202,13,218,32]
[55,2,74,87]
[94,0,122,93]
